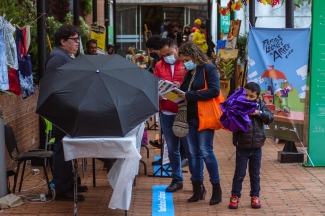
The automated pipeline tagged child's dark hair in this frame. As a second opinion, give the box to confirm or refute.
[245,82,261,96]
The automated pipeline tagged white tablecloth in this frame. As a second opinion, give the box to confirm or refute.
[62,124,144,210]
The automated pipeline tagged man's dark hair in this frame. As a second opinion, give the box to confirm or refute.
[107,44,114,49]
[54,25,80,46]
[164,18,171,22]
[172,23,179,28]
[245,82,261,96]
[86,39,97,49]
[200,23,206,29]
[158,38,177,49]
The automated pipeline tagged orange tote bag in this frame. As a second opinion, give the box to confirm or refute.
[197,68,225,131]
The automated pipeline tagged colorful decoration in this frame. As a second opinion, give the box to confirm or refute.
[218,0,244,16]
[218,0,280,16]
[257,0,280,7]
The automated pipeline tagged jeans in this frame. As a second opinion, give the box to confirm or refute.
[53,127,74,195]
[231,147,262,198]
[159,113,190,181]
[187,118,219,183]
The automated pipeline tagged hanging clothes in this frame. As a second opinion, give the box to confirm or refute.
[0,16,9,90]
[8,68,21,95]
[4,21,18,70]
[16,27,35,99]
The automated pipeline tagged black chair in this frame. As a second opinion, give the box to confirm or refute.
[4,125,54,196]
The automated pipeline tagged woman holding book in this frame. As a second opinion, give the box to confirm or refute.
[178,42,222,205]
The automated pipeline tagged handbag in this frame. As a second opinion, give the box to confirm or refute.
[172,70,196,137]
[197,68,225,131]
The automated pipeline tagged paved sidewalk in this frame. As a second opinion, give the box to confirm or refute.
[2,130,325,216]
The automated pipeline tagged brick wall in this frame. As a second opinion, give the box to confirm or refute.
[1,90,40,170]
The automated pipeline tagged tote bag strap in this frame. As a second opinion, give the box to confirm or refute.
[202,67,208,91]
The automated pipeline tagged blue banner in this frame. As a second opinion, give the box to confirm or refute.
[247,28,310,142]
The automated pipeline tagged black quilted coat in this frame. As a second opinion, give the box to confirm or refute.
[232,100,274,149]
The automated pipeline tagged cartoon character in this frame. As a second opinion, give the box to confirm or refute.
[276,81,294,98]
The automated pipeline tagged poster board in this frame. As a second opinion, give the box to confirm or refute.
[307,0,325,166]
[247,27,310,143]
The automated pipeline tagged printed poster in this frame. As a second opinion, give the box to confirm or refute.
[247,27,310,142]
[90,25,106,54]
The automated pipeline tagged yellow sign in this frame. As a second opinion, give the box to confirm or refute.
[90,25,106,54]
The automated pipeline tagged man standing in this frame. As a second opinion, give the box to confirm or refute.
[45,25,88,201]
[85,39,98,55]
[160,18,171,34]
[154,38,190,192]
[167,23,182,47]
[146,35,161,73]
[193,23,208,54]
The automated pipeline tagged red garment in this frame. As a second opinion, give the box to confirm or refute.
[8,68,21,95]
[19,28,27,56]
[154,59,186,113]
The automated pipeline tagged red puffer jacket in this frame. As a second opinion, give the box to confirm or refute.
[154,59,186,113]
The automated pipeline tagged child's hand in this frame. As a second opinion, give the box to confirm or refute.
[178,92,186,100]
[249,110,259,116]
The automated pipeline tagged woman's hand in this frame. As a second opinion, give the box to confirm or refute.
[178,92,186,100]
[173,81,180,88]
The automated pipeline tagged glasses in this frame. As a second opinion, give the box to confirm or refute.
[68,37,80,43]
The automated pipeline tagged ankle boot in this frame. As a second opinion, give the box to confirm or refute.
[188,181,206,202]
[210,182,222,205]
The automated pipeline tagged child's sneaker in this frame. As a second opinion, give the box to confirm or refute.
[228,195,239,209]
[251,196,261,209]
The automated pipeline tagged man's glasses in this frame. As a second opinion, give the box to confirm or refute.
[68,37,80,43]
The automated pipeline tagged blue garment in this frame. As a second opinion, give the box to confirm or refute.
[16,28,35,98]
[231,147,262,198]
[159,113,190,181]
[187,118,220,183]
[4,21,18,70]
[0,17,9,90]
[45,46,74,195]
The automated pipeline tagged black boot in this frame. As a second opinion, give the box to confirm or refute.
[210,182,222,205]
[188,181,206,202]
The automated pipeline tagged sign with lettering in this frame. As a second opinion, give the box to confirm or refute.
[247,28,310,143]
[220,7,235,34]
[308,0,325,166]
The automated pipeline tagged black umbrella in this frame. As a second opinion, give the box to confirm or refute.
[36,54,158,137]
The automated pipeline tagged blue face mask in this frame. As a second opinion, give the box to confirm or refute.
[183,60,197,70]
[163,55,177,65]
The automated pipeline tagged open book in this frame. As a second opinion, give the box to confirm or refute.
[161,88,185,103]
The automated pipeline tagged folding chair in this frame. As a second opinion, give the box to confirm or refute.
[4,125,54,196]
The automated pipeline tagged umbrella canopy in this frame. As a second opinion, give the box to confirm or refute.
[261,68,286,80]
[220,87,257,132]
[36,54,158,137]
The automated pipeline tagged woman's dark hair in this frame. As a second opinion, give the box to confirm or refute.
[54,25,80,46]
[245,82,261,96]
[86,39,97,49]
[158,38,177,49]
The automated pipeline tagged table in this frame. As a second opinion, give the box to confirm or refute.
[62,124,144,215]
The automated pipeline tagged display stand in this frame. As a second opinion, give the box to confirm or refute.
[147,130,171,178]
